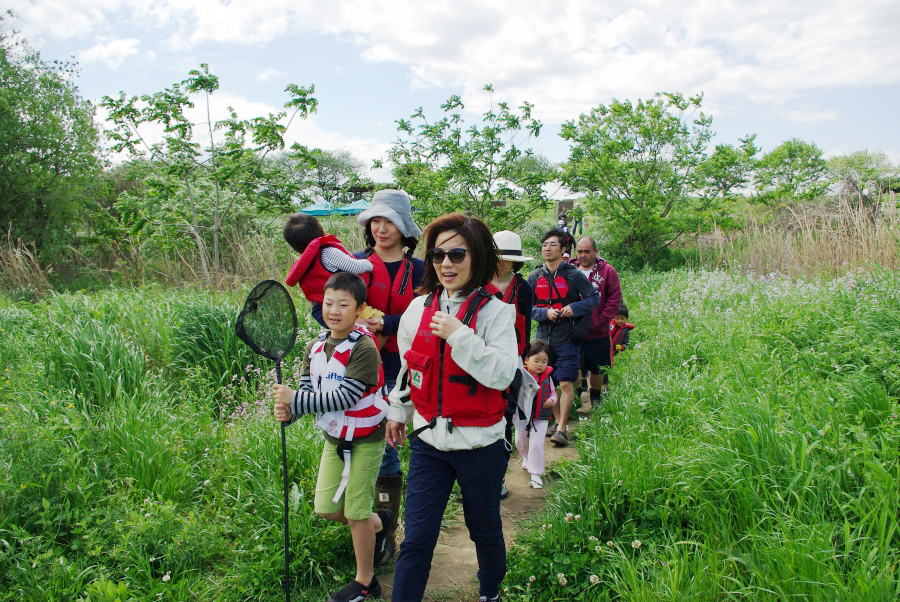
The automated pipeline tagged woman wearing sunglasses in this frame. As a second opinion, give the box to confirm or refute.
[386,213,518,602]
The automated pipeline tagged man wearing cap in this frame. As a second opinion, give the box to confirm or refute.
[570,236,622,408]
[527,229,599,447]
[311,189,425,566]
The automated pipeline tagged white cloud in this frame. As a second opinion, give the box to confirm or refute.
[13,0,900,127]
[256,68,286,82]
[80,38,140,69]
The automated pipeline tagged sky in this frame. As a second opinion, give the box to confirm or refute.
[7,0,899,188]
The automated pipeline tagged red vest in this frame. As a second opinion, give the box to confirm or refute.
[284,234,352,303]
[311,327,389,441]
[610,322,634,360]
[529,366,555,421]
[404,288,506,427]
[486,275,527,356]
[533,270,577,310]
[364,251,415,353]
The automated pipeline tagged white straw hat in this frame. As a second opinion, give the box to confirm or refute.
[493,230,534,262]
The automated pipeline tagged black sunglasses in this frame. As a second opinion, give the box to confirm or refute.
[426,247,469,264]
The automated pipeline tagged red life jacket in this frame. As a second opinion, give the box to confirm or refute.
[285,234,353,303]
[485,275,527,357]
[363,250,415,353]
[311,327,389,441]
[533,268,579,310]
[529,366,555,422]
[610,321,634,349]
[403,288,506,428]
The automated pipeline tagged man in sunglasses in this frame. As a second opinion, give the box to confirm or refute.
[527,229,599,446]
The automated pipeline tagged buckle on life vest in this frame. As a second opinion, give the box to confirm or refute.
[448,374,478,395]
[446,418,454,433]
[408,417,438,441]
[336,439,353,461]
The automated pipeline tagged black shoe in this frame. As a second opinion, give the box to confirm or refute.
[479,595,501,602]
[373,509,393,567]
[327,577,381,602]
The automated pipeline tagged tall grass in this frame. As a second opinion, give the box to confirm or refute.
[0,232,52,300]
[0,286,351,601]
[507,268,900,601]
[696,198,900,276]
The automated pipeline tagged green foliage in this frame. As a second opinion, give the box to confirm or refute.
[507,268,900,600]
[0,11,102,259]
[274,148,370,207]
[828,149,898,206]
[101,66,318,286]
[560,92,721,267]
[754,137,828,205]
[387,84,553,231]
[0,286,361,600]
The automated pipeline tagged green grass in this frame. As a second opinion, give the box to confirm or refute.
[2,269,899,600]
[506,268,900,601]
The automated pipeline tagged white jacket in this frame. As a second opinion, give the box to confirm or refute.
[388,288,518,451]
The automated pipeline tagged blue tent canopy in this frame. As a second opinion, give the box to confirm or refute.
[297,201,334,216]
[334,199,370,215]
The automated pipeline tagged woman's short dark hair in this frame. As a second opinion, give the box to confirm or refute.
[323,272,367,307]
[541,228,569,254]
[363,218,419,258]
[526,339,551,359]
[418,213,500,297]
[284,213,325,254]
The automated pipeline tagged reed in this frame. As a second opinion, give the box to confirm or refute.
[695,197,900,276]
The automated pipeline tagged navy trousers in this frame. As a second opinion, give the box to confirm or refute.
[391,437,507,601]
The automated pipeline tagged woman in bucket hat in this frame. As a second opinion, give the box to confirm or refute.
[311,189,425,566]
[486,230,535,500]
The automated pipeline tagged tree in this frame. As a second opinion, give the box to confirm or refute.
[754,138,828,205]
[696,135,759,200]
[275,148,369,207]
[101,66,317,286]
[0,11,102,258]
[385,85,552,231]
[560,92,719,266]
[828,150,897,207]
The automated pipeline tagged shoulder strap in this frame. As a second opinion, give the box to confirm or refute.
[398,258,412,296]
[461,287,493,326]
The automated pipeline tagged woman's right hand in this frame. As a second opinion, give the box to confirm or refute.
[386,420,407,448]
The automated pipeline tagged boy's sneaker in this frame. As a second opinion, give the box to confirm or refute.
[327,576,381,602]
[373,509,393,567]
[479,595,501,602]
[500,479,509,499]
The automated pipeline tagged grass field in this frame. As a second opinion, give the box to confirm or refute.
[2,267,899,600]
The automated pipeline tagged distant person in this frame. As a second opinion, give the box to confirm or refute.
[610,304,634,362]
[310,189,425,565]
[514,340,557,489]
[527,229,599,447]
[487,230,535,499]
[283,213,373,303]
[569,203,585,235]
[570,236,622,404]
[556,210,568,233]
[272,272,391,602]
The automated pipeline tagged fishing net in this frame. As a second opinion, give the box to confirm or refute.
[235,279,297,364]
[234,279,298,601]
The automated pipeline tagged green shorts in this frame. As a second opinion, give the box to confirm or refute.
[314,439,385,521]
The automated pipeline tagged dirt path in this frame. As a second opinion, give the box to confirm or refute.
[376,401,586,601]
